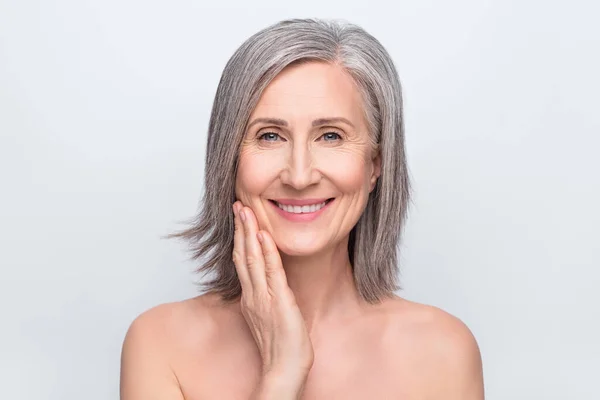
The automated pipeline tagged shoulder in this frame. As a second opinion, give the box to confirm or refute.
[384,297,484,399]
[122,292,226,358]
[120,292,224,399]
[124,293,218,338]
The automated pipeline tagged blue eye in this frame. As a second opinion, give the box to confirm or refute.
[259,132,281,142]
[322,132,341,141]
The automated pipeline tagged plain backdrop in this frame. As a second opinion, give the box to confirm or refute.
[1,0,598,399]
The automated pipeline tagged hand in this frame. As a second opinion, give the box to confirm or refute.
[232,201,315,383]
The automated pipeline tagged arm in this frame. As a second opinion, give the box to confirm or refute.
[120,307,185,400]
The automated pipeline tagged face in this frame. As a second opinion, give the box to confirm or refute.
[235,61,381,256]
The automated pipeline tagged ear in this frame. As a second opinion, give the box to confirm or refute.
[369,150,381,193]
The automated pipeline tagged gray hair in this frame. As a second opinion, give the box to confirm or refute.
[167,18,411,304]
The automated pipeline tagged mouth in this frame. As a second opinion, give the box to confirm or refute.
[268,198,335,214]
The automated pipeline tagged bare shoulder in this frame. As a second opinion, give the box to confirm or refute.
[124,292,223,344]
[387,297,481,357]
[120,292,225,400]
[383,297,485,399]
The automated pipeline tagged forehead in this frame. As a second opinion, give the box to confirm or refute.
[250,61,365,124]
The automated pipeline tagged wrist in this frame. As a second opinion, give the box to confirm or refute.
[254,370,309,400]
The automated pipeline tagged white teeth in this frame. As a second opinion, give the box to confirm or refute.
[276,200,328,214]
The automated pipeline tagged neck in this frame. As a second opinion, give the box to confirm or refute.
[280,236,367,335]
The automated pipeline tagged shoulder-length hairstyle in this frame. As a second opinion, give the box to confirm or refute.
[167,18,411,304]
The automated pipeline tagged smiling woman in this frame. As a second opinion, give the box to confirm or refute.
[120,18,484,400]
[237,61,382,258]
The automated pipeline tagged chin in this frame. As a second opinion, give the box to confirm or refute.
[272,232,326,257]
[278,247,321,257]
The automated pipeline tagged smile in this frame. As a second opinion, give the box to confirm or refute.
[267,198,335,221]
[273,199,332,214]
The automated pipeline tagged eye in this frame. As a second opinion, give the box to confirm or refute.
[258,132,283,142]
[321,132,342,142]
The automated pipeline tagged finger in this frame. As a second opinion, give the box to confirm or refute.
[240,206,268,294]
[257,229,290,295]
[232,201,252,296]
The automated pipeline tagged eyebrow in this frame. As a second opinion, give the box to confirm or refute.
[246,117,355,130]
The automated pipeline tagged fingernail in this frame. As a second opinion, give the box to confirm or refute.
[257,232,263,243]
[232,203,239,215]
[239,209,246,222]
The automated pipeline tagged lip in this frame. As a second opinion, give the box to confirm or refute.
[268,198,335,222]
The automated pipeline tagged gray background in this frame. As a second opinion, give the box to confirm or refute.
[1,0,598,399]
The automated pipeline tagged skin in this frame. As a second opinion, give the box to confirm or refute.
[120,61,485,399]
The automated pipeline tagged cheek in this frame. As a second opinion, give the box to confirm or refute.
[235,152,279,201]
[317,151,371,193]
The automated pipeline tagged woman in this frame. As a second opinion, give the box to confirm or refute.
[120,18,484,399]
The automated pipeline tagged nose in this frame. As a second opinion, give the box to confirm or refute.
[279,141,321,190]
